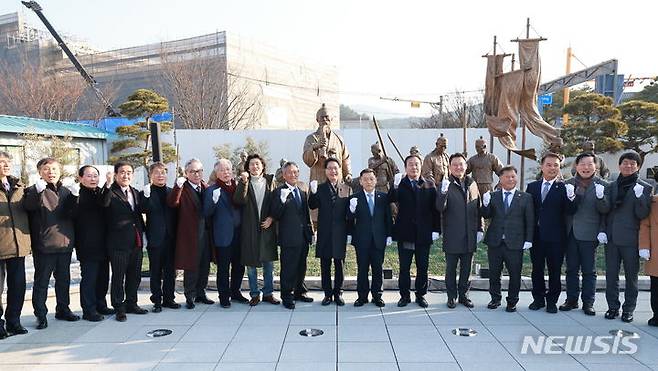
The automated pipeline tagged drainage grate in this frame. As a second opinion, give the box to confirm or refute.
[452,328,477,337]
[146,329,173,338]
[299,328,324,337]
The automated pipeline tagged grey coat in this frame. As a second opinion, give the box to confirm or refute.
[605,177,653,247]
[435,175,483,254]
[565,176,610,241]
[480,190,534,250]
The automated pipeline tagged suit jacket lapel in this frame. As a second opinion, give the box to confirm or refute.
[112,184,132,210]
[185,182,201,211]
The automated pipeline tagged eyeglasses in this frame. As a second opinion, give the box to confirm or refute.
[188,169,204,175]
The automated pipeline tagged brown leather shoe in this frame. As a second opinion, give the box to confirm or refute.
[249,296,260,306]
[262,295,281,305]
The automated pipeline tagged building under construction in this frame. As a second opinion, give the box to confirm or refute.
[0,11,339,130]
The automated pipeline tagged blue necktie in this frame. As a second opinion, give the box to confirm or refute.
[504,191,511,212]
[367,193,374,216]
[293,187,301,207]
[541,182,550,202]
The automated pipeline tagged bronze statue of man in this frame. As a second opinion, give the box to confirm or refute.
[368,141,399,192]
[421,134,450,183]
[302,103,352,184]
[410,146,421,158]
[275,158,287,186]
[466,136,504,195]
[570,141,610,179]
[236,150,248,177]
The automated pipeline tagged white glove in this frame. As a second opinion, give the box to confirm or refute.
[633,183,644,198]
[386,237,393,246]
[482,191,491,207]
[35,178,47,193]
[68,182,80,197]
[477,231,484,243]
[349,197,358,213]
[523,241,532,250]
[280,188,291,203]
[176,177,186,188]
[346,235,352,245]
[565,184,575,200]
[432,232,440,241]
[212,187,221,203]
[143,184,151,198]
[312,233,317,245]
[639,249,650,261]
[440,178,450,194]
[597,232,608,245]
[310,180,318,194]
[594,183,605,199]
[393,173,403,188]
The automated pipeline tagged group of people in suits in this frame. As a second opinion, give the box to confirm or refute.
[1,147,658,340]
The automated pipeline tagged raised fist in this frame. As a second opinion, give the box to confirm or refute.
[393,173,403,188]
[176,177,186,188]
[349,197,358,213]
[440,179,450,194]
[310,180,318,194]
[482,191,491,207]
[212,187,221,203]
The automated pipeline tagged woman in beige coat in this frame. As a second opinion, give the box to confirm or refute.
[639,195,658,326]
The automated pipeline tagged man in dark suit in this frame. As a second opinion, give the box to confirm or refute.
[604,152,653,323]
[561,153,610,316]
[309,158,352,306]
[102,162,148,322]
[481,165,534,312]
[389,155,440,308]
[141,162,180,312]
[436,153,483,309]
[348,168,393,307]
[525,153,575,313]
[270,162,314,309]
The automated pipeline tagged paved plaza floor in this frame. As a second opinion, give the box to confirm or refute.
[1,289,657,371]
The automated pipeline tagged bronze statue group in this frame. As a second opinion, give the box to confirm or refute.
[1,104,658,341]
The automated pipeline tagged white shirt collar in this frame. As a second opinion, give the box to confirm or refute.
[120,185,131,193]
[285,182,297,190]
[501,188,517,197]
[542,178,555,188]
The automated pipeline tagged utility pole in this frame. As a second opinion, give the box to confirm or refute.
[563,46,572,125]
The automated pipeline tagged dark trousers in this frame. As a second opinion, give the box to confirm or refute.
[32,251,72,318]
[79,259,110,315]
[280,244,309,302]
[110,248,143,312]
[148,244,176,305]
[650,276,658,318]
[605,242,640,312]
[216,230,245,301]
[488,242,523,304]
[530,241,564,305]
[0,257,26,326]
[445,252,473,299]
[398,244,430,299]
[320,258,344,297]
[565,234,597,305]
[183,241,211,301]
[355,240,385,299]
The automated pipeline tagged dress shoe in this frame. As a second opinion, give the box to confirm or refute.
[582,305,595,316]
[36,317,48,329]
[334,294,345,306]
[447,298,456,309]
[186,299,196,309]
[162,301,181,309]
[283,301,295,310]
[648,317,658,327]
[126,306,148,315]
[55,311,81,322]
[98,307,116,315]
[321,296,332,306]
[6,323,28,335]
[487,300,501,309]
[115,311,127,322]
[559,300,578,311]
[373,297,385,307]
[397,297,411,307]
[546,303,558,313]
[528,301,545,311]
[621,312,633,323]
[249,296,260,306]
[458,297,474,308]
[82,313,104,322]
[604,309,619,319]
[294,295,314,303]
[0,326,7,340]
[231,294,250,304]
[262,295,280,305]
[505,303,517,313]
[152,304,162,313]
[220,299,231,308]
[415,296,428,308]
[354,298,368,307]
[195,296,215,305]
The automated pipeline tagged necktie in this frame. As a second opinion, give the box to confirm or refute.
[411,180,418,191]
[3,181,9,192]
[367,193,374,216]
[504,191,511,212]
[293,187,301,207]
[541,182,550,202]
[125,189,134,210]
[330,183,337,203]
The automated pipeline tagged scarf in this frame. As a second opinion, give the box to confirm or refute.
[616,172,638,206]
[574,174,594,196]
[216,178,238,206]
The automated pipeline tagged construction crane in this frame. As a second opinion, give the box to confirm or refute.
[21,1,120,117]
